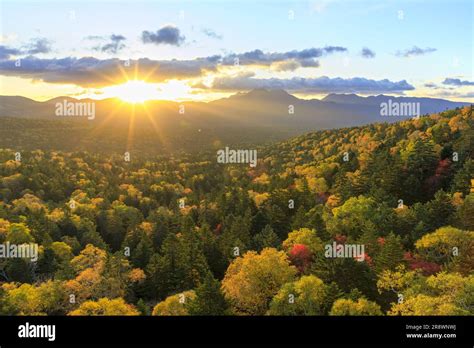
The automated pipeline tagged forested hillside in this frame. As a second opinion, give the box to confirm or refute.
[0,106,472,316]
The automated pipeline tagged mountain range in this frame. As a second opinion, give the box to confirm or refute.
[0,90,470,154]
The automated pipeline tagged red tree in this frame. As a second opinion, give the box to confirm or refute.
[288,244,312,273]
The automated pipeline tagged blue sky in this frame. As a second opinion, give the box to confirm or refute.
[0,0,472,101]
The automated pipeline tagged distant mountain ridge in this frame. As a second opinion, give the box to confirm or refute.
[322,93,468,114]
[0,89,469,125]
[0,90,470,153]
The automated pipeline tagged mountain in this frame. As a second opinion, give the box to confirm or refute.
[0,90,470,154]
[322,93,468,114]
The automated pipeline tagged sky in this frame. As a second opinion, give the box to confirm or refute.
[0,0,472,102]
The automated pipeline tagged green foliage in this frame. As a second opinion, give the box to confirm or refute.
[187,275,230,315]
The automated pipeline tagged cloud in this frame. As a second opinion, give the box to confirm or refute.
[142,25,185,46]
[0,45,344,86]
[424,82,439,89]
[442,78,474,86]
[22,38,53,54]
[0,46,347,87]
[221,46,346,70]
[0,45,22,60]
[202,28,222,40]
[361,47,375,58]
[92,34,127,54]
[0,56,219,87]
[272,60,304,72]
[0,38,52,60]
[396,46,437,57]
[201,75,415,94]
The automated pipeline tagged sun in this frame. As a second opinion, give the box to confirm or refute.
[105,80,159,103]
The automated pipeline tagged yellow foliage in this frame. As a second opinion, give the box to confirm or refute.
[69,298,139,316]
[221,248,297,315]
[152,291,196,316]
[330,298,383,316]
[282,228,323,255]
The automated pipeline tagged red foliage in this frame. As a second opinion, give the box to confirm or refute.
[354,252,373,266]
[404,252,441,275]
[289,244,312,272]
[377,237,385,246]
[425,158,452,195]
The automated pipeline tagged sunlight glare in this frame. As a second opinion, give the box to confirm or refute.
[105,80,159,103]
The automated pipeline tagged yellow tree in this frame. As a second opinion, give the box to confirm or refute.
[68,298,139,315]
[330,298,383,316]
[268,275,332,315]
[152,291,196,316]
[415,226,474,275]
[282,228,323,255]
[221,248,297,315]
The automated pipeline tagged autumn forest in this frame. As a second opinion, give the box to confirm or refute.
[0,105,472,316]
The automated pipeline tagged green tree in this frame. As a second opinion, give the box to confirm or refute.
[187,275,230,315]
[252,225,280,251]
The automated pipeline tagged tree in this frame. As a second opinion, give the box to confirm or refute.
[329,298,382,316]
[312,256,378,301]
[402,139,439,202]
[152,291,195,316]
[221,248,297,315]
[415,226,473,275]
[377,268,474,315]
[6,223,34,244]
[70,244,106,273]
[68,297,139,315]
[324,196,394,240]
[373,233,405,274]
[252,225,280,251]
[2,280,68,315]
[288,244,312,273]
[455,193,474,230]
[282,228,323,255]
[388,294,469,315]
[268,275,333,315]
[146,231,210,299]
[187,275,230,315]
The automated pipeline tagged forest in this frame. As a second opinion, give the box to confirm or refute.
[0,106,472,316]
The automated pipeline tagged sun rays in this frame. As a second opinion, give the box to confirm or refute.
[103,80,159,104]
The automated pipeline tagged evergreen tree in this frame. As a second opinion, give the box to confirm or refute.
[373,233,405,274]
[187,275,230,315]
[252,225,280,251]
